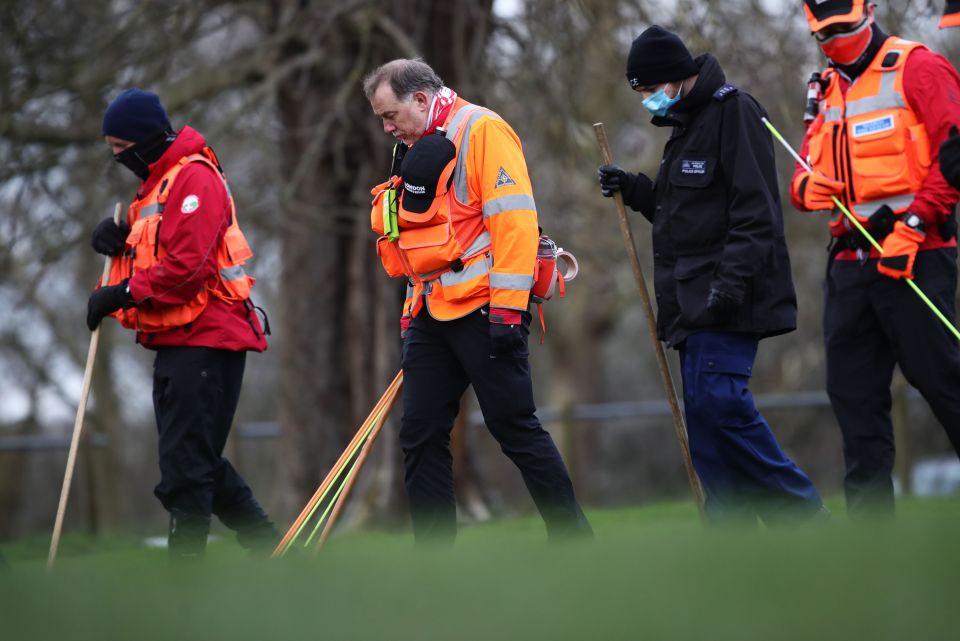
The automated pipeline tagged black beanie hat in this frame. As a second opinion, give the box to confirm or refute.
[625,25,698,89]
[102,89,171,143]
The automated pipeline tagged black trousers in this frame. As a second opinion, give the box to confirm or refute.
[152,347,265,523]
[824,248,960,517]
[400,308,591,542]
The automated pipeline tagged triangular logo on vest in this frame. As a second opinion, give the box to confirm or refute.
[495,167,516,189]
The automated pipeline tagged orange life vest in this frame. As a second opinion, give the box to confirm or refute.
[805,37,931,234]
[105,148,256,332]
[370,101,539,322]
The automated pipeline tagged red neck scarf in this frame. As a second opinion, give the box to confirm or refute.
[422,87,458,138]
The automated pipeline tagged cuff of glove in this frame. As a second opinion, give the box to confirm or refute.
[119,279,135,309]
[489,308,522,324]
[893,219,926,242]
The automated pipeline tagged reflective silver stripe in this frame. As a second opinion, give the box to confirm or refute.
[445,105,482,143]
[482,194,537,219]
[461,231,491,259]
[453,108,499,203]
[845,71,904,118]
[439,255,492,286]
[850,194,916,218]
[220,265,246,282]
[406,282,415,299]
[822,106,843,123]
[489,272,534,291]
[139,203,162,218]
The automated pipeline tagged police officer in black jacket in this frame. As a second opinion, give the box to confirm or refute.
[598,26,826,524]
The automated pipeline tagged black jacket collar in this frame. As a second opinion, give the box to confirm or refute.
[651,53,726,128]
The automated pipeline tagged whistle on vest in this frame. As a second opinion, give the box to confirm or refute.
[803,72,825,123]
[383,187,399,242]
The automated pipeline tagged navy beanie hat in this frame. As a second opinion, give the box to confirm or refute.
[626,25,698,89]
[101,89,171,143]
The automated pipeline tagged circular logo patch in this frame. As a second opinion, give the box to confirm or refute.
[181,195,200,214]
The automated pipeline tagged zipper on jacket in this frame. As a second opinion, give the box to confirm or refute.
[841,124,856,207]
[154,216,162,258]
[832,123,845,203]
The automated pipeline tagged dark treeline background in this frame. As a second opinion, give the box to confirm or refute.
[1,0,957,540]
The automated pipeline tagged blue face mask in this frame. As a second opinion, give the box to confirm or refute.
[642,82,683,117]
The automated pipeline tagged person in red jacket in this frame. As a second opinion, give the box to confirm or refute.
[87,89,277,558]
[792,1,960,517]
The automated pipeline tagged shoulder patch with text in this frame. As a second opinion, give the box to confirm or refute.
[712,83,738,102]
[181,194,200,214]
[495,167,516,188]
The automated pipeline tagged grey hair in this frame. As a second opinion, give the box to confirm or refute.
[362,58,444,101]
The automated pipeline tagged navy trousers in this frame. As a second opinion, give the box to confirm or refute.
[152,347,266,523]
[825,249,960,517]
[680,331,823,523]
[400,308,591,543]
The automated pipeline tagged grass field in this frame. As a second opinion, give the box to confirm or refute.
[2,497,959,640]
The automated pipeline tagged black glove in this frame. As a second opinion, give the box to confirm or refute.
[90,217,130,256]
[940,125,960,190]
[866,204,898,239]
[86,279,133,330]
[598,164,632,197]
[490,323,524,358]
[706,287,742,323]
[489,307,526,358]
[598,164,654,214]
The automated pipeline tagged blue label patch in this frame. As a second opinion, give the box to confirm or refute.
[681,159,708,175]
[852,115,895,138]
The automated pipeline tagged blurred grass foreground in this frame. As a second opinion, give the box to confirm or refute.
[2,497,959,641]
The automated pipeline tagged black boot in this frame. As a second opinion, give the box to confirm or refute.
[168,509,211,562]
[219,505,281,556]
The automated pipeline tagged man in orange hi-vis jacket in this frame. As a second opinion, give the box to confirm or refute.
[364,58,591,543]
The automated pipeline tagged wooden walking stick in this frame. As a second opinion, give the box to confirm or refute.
[312,377,402,553]
[593,124,706,521]
[47,202,123,569]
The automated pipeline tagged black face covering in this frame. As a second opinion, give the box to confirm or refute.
[113,127,176,180]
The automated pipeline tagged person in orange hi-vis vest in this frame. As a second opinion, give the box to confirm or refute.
[364,58,591,543]
[791,1,960,518]
[88,89,277,559]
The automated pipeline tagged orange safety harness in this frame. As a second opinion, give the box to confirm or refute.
[104,147,256,333]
